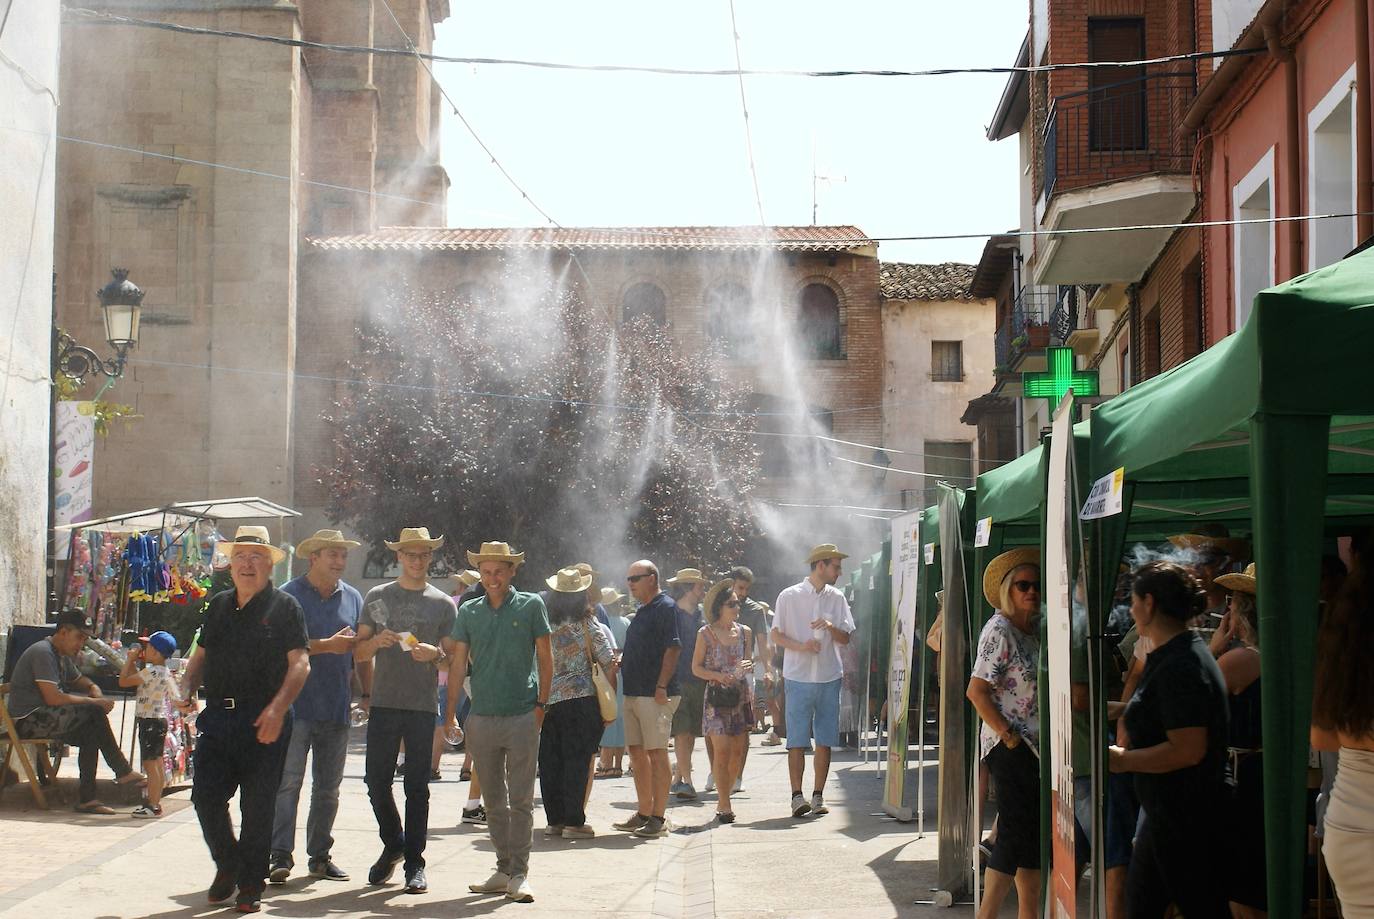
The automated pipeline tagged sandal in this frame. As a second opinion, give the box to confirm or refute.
[607,767,623,778]
[459,768,472,782]
[594,765,610,778]
[75,801,117,815]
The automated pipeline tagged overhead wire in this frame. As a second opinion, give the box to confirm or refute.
[725,0,766,224]
[62,6,1266,79]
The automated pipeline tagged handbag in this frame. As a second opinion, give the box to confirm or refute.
[703,626,743,708]
[583,626,618,722]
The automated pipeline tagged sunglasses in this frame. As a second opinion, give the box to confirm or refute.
[626,573,654,583]
[722,599,741,609]
[1013,580,1040,593]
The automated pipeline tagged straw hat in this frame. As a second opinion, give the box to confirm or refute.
[807,543,849,565]
[295,528,362,558]
[546,566,594,593]
[451,569,480,588]
[702,578,738,622]
[600,586,625,607]
[467,541,525,567]
[220,525,287,565]
[384,527,444,551]
[1167,532,1251,561]
[665,568,708,585]
[982,546,1040,610]
[1214,562,1257,595]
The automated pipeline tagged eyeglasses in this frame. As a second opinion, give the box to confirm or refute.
[400,550,433,561]
[1013,580,1040,593]
[232,553,272,567]
[723,599,741,609]
[626,573,653,583]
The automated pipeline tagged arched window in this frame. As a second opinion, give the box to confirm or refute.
[704,281,752,358]
[799,283,842,359]
[622,282,666,326]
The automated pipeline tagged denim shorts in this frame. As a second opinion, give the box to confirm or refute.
[783,678,841,749]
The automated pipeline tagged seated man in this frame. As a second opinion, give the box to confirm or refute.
[9,609,143,813]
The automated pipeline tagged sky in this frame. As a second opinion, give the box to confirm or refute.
[432,1,1028,266]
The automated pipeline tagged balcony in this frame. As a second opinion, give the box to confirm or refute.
[994,287,1056,376]
[1050,286,1100,355]
[1034,70,1199,285]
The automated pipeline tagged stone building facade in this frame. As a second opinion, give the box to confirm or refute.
[52,0,448,521]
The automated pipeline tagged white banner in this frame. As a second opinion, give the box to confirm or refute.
[974,516,992,547]
[53,401,96,559]
[1046,395,1076,919]
[884,510,922,821]
[1080,467,1125,520]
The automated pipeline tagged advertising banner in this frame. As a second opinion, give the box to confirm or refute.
[1046,394,1076,919]
[53,401,96,559]
[883,509,921,820]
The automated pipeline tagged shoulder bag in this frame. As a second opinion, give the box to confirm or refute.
[703,627,743,708]
[583,625,618,721]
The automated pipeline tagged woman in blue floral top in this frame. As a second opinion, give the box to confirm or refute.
[966,546,1042,919]
[538,568,616,838]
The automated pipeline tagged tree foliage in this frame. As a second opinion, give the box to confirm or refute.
[320,264,763,588]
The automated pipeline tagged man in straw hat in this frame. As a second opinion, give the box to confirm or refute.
[353,527,458,895]
[180,525,310,913]
[614,560,683,839]
[445,542,553,904]
[772,544,855,819]
[665,568,708,800]
[268,529,366,885]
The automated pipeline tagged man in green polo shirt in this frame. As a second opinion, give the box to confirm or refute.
[445,541,552,904]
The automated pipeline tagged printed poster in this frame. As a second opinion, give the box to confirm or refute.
[883,509,921,820]
[54,401,96,559]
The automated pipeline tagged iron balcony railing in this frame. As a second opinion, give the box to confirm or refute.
[1051,287,1081,344]
[995,287,1057,371]
[1043,70,1196,198]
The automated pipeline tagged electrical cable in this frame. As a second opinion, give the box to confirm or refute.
[62,6,1267,79]
[726,0,766,225]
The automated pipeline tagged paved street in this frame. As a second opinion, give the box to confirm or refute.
[0,714,970,919]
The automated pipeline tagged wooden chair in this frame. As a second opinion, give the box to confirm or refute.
[0,684,58,808]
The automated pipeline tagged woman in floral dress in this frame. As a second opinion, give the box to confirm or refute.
[966,546,1042,919]
[693,580,754,824]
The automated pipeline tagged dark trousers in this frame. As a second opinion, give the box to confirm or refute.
[983,740,1041,875]
[15,703,132,802]
[538,695,604,828]
[1127,812,1228,918]
[192,705,293,898]
[363,707,433,868]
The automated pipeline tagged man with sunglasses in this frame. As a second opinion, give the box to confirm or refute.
[614,560,682,839]
[772,544,855,819]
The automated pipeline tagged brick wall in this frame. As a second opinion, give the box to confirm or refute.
[1136,223,1202,377]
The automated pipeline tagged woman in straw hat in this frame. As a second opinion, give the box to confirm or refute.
[539,568,616,839]
[597,587,631,778]
[966,546,1042,919]
[1314,529,1374,918]
[1211,563,1266,918]
[692,579,755,823]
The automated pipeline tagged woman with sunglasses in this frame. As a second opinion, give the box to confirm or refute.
[966,547,1042,919]
[693,579,754,824]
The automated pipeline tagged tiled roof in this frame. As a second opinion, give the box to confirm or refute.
[309,226,874,252]
[879,261,979,301]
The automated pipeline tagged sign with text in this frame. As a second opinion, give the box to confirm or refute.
[883,510,922,821]
[1079,467,1125,520]
[974,516,992,547]
[1046,395,1076,919]
[54,401,96,559]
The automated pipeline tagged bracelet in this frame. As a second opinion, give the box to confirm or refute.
[360,694,371,699]
[534,700,546,709]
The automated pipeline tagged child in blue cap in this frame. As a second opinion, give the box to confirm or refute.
[119,630,190,817]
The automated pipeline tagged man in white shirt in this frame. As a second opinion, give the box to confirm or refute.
[771,544,855,818]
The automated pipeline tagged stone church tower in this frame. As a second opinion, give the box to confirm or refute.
[54,0,448,525]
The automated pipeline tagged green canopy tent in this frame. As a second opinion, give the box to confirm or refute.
[1086,246,1374,916]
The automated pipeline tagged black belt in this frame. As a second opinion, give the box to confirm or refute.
[210,697,265,711]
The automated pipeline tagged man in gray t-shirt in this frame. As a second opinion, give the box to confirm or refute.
[352,528,458,893]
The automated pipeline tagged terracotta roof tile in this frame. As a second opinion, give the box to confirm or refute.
[309,225,874,252]
[879,261,979,301]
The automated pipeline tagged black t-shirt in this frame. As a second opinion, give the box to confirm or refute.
[1123,630,1229,827]
[621,592,682,697]
[199,584,309,709]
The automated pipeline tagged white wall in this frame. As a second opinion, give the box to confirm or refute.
[1212,0,1267,53]
[0,2,60,629]
[881,295,996,509]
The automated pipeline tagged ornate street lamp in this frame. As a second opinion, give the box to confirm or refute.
[56,268,144,383]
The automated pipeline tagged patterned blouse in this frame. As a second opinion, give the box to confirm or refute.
[548,618,615,706]
[970,613,1040,760]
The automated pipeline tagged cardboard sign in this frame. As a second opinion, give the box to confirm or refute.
[1080,467,1125,520]
[975,516,992,547]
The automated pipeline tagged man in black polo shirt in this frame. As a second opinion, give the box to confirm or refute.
[181,526,309,914]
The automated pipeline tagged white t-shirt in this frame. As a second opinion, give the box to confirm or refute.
[773,580,855,684]
[135,663,182,719]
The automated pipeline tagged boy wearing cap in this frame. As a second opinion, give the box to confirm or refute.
[118,630,188,817]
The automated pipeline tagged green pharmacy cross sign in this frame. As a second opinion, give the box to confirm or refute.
[1022,346,1100,402]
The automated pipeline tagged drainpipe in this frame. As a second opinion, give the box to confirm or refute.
[1265,21,1303,279]
[1356,0,1373,241]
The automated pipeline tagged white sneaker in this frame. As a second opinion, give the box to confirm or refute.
[469,871,512,894]
[762,731,782,746]
[507,874,534,902]
[733,776,743,793]
[703,774,715,793]
[562,824,595,839]
[543,824,563,837]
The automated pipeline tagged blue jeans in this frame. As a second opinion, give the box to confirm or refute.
[364,707,434,868]
[270,718,350,864]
